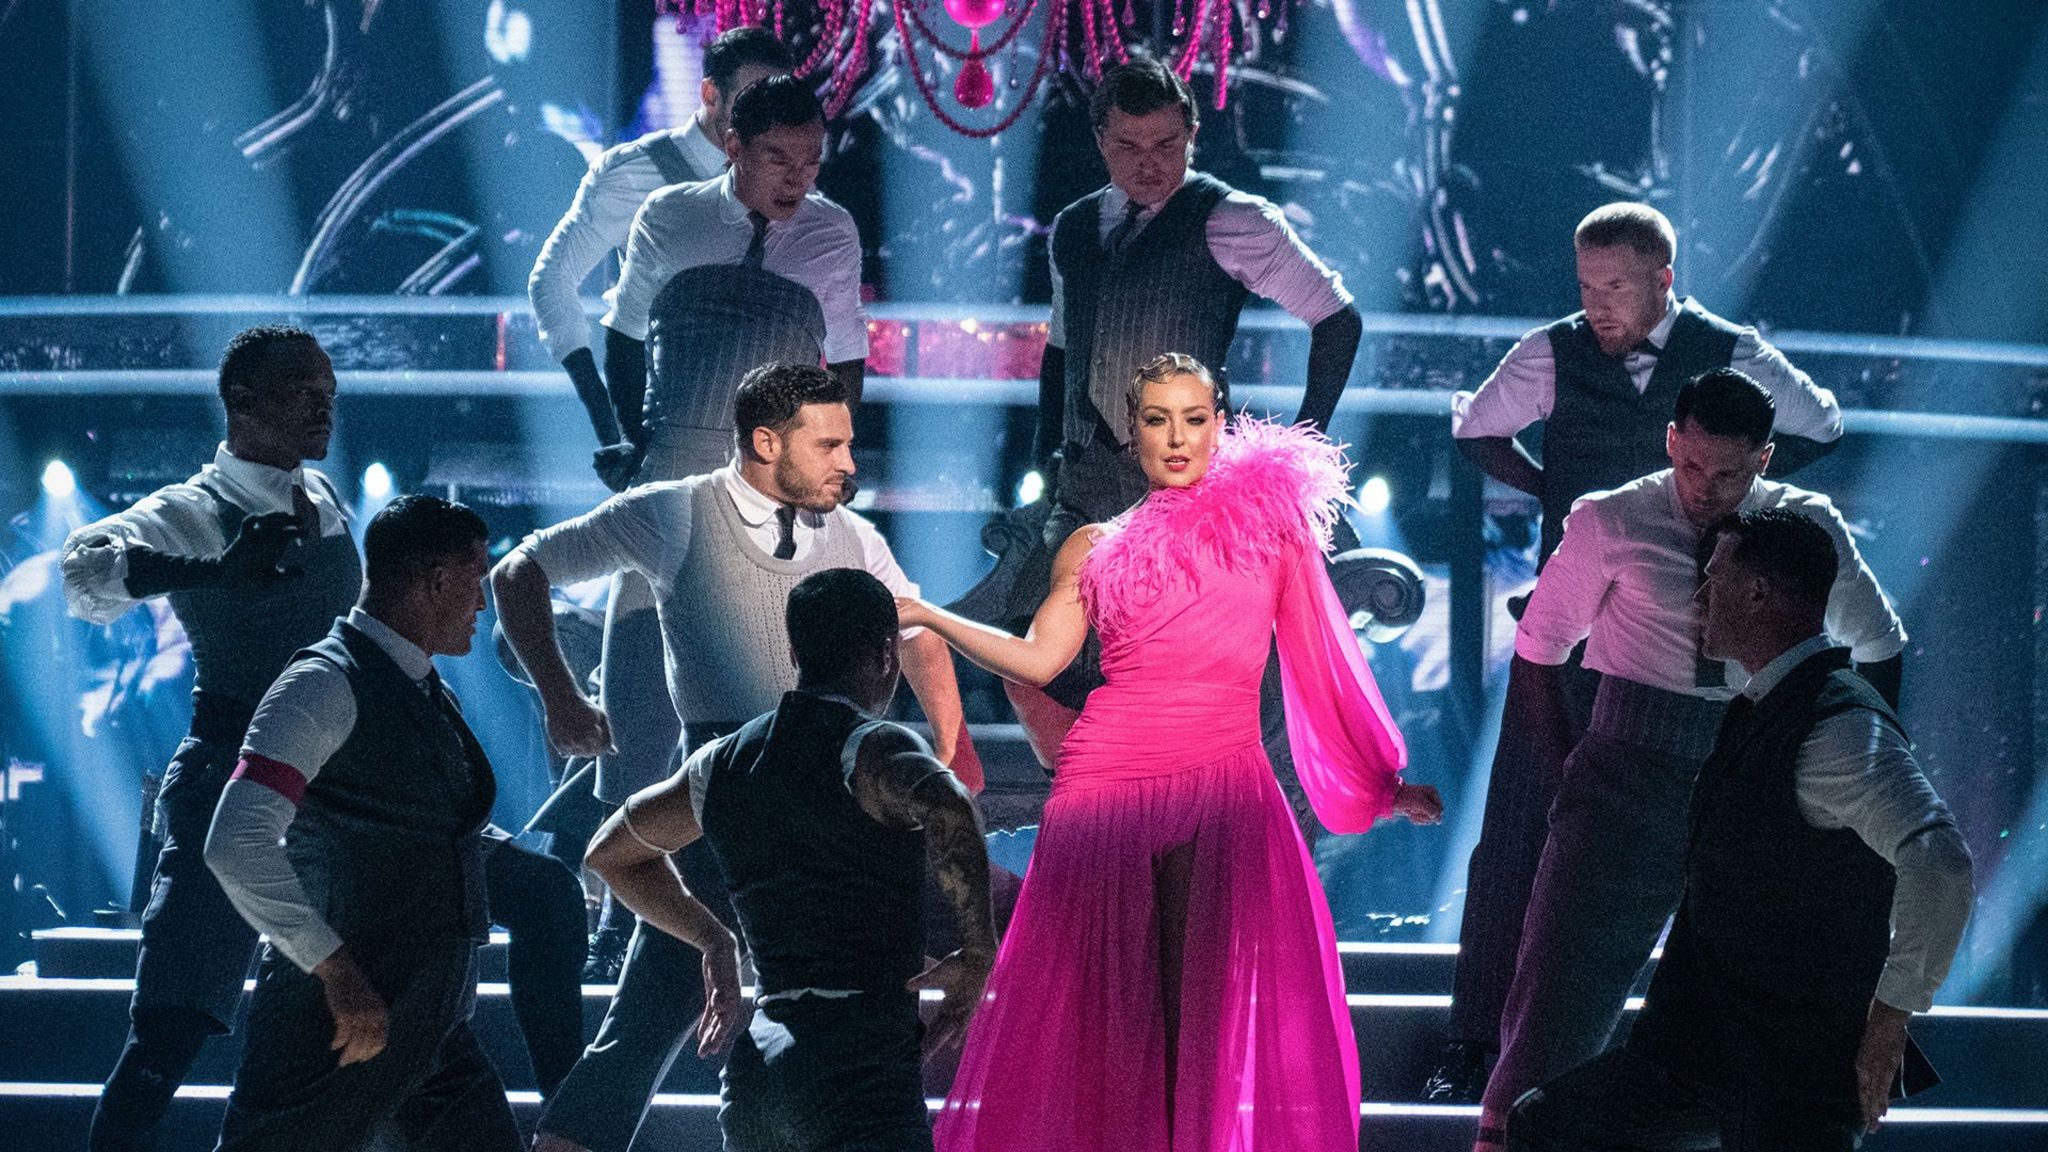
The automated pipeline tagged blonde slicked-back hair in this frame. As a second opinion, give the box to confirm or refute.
[1573,202,1676,267]
[1125,352,1226,438]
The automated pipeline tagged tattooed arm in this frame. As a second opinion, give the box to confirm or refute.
[847,723,995,1054]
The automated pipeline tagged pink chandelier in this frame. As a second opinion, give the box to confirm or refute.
[661,0,1296,137]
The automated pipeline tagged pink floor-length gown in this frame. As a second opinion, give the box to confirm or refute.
[935,420,1409,1152]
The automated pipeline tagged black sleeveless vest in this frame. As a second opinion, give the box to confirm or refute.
[285,620,496,950]
[1634,647,1898,1118]
[166,471,362,734]
[698,692,928,996]
[1051,173,1249,446]
[1540,299,1742,562]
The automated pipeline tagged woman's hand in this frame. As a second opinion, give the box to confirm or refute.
[895,597,935,631]
[1391,782,1444,825]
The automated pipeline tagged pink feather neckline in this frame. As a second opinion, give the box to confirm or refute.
[1078,418,1353,634]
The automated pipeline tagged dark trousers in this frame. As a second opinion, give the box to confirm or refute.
[1482,678,1724,1116]
[1507,1046,1861,1152]
[214,940,520,1152]
[483,835,589,1098]
[538,844,736,1152]
[722,992,932,1152]
[94,735,257,1152]
[1447,654,1598,1050]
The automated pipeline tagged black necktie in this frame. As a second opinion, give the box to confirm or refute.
[425,669,491,797]
[1718,692,1757,745]
[773,505,797,560]
[742,211,769,270]
[1104,200,1145,254]
[1630,339,1662,360]
[290,482,320,540]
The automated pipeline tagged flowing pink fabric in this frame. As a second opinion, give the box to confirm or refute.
[936,421,1407,1152]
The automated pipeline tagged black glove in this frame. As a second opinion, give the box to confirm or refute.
[122,511,304,597]
[592,442,647,494]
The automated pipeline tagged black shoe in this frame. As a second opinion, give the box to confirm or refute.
[1421,1041,1490,1104]
[582,925,629,983]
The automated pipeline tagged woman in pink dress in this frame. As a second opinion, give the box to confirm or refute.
[898,354,1444,1151]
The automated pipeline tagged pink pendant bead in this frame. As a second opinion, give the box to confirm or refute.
[956,53,995,108]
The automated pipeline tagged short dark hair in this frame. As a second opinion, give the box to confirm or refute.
[1089,59,1198,134]
[1574,202,1676,265]
[218,325,322,415]
[733,362,850,459]
[703,26,793,93]
[364,494,488,593]
[728,74,824,146]
[1674,368,1775,446]
[1720,507,1838,611]
[786,568,897,682]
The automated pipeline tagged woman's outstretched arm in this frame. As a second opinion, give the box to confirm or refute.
[898,526,1097,689]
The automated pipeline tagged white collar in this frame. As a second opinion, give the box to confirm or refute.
[713,170,752,226]
[1742,633,1838,701]
[722,465,814,529]
[209,443,305,511]
[676,115,729,176]
[1643,291,1682,352]
[346,606,436,684]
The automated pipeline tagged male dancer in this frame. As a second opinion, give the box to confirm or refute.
[599,73,868,481]
[1510,509,1972,1150]
[204,496,518,1151]
[528,25,793,483]
[588,568,995,1152]
[494,363,983,1152]
[574,80,871,956]
[1427,202,1845,1099]
[1473,370,1905,1148]
[62,329,585,1131]
[982,58,1365,825]
[61,327,359,1150]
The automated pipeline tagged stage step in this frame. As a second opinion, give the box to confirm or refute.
[2,973,2040,1112]
[1,1087,2042,1152]
[31,929,1468,990]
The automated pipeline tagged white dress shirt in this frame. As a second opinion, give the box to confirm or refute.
[528,117,728,363]
[1515,471,1906,694]
[61,445,351,625]
[1450,293,1844,443]
[1046,174,1353,348]
[205,608,443,973]
[1738,634,1974,1012]
[602,170,869,363]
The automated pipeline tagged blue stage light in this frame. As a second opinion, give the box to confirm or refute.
[41,460,76,499]
[362,462,394,501]
[1359,475,1391,516]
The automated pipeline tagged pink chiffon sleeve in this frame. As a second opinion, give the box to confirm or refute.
[1274,543,1409,833]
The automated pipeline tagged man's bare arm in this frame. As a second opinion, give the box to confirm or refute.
[585,770,747,1056]
[491,549,612,757]
[849,726,995,1052]
[585,774,724,953]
